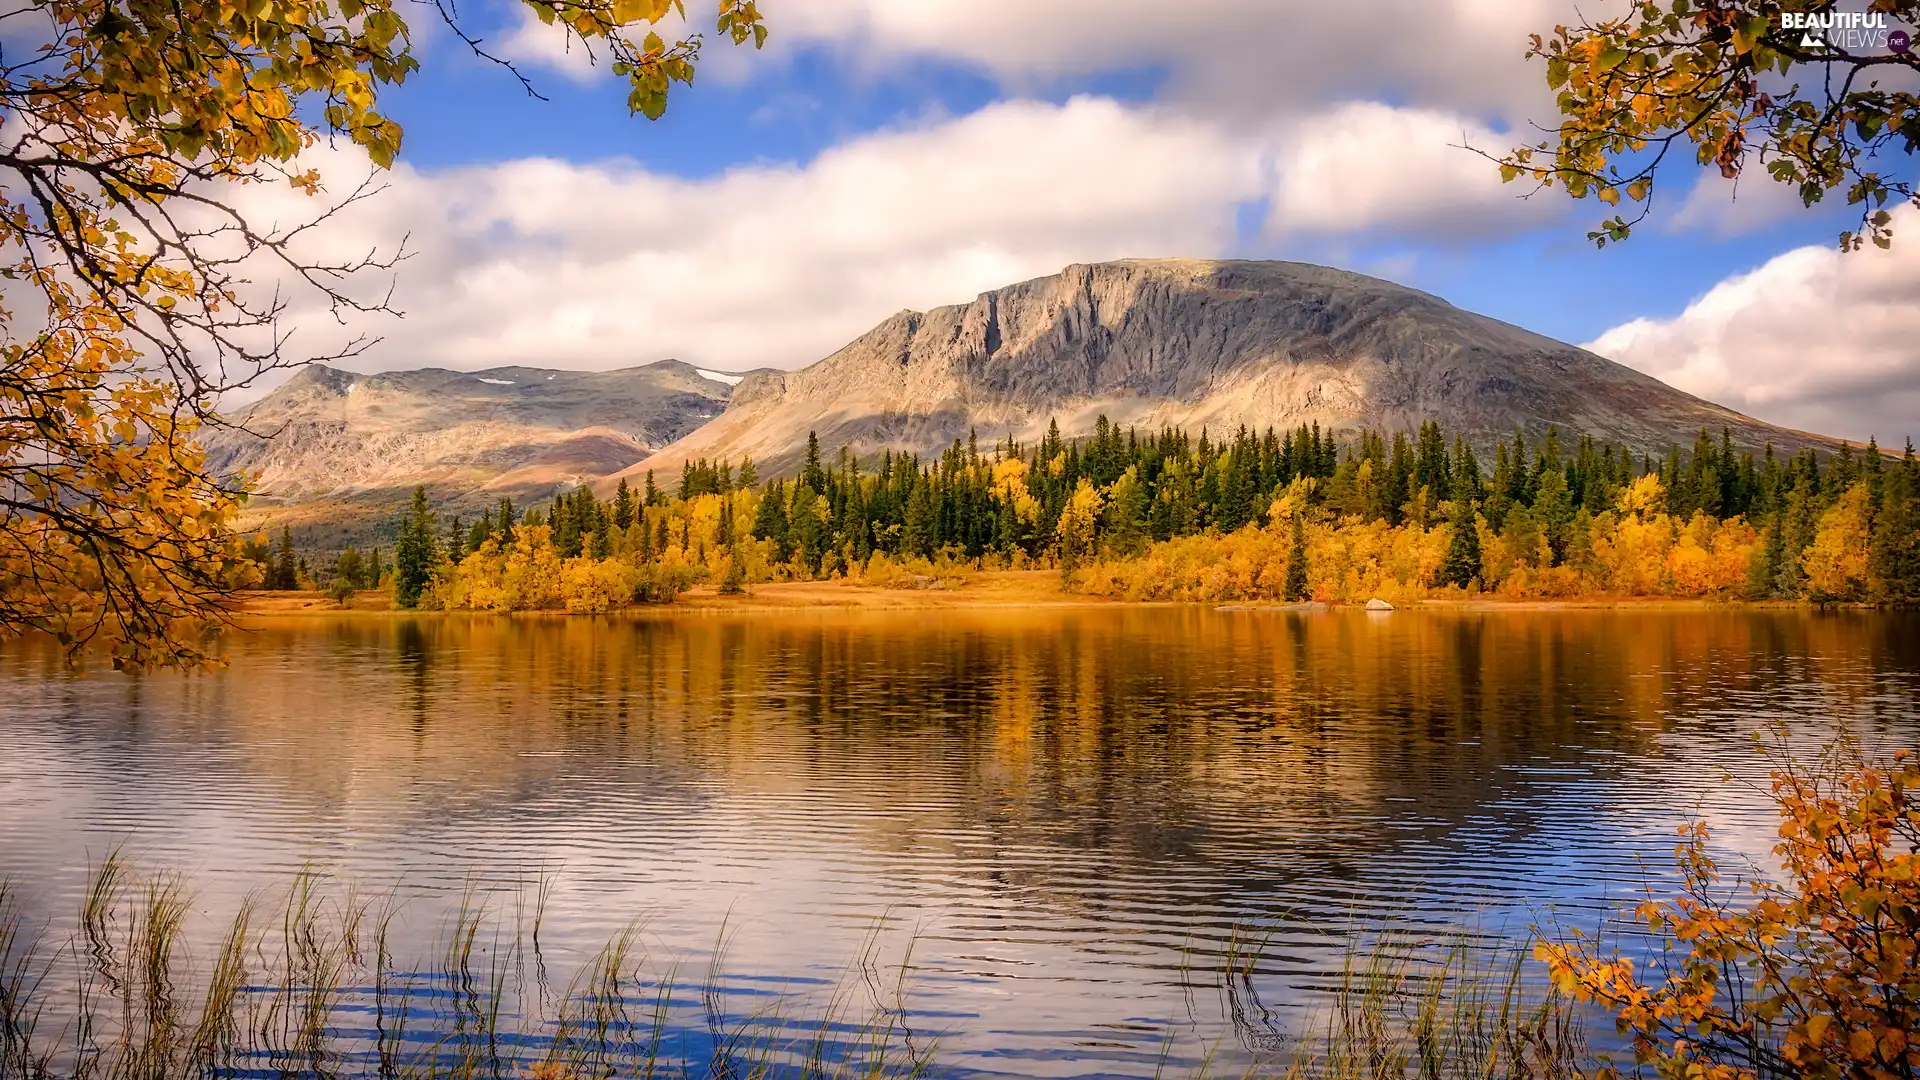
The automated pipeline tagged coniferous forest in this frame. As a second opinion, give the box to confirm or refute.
[339,416,1920,611]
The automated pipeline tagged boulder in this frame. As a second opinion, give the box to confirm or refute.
[1365,597,1395,611]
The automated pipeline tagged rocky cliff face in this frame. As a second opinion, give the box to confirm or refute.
[608,259,1829,486]
[204,361,733,517]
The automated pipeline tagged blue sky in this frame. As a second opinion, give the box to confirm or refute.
[276,0,1916,443]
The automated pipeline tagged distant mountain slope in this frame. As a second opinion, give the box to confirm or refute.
[608,259,1832,487]
[204,361,733,519]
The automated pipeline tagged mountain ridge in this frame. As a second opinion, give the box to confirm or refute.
[203,359,736,518]
[601,258,1832,490]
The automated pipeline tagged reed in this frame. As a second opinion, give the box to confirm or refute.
[0,862,1595,1080]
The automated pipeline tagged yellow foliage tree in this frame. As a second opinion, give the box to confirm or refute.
[1538,740,1920,1080]
[1502,0,1918,249]
[2,0,768,664]
[1056,478,1103,574]
[1802,483,1873,602]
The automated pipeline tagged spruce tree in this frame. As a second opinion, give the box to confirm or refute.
[902,481,936,558]
[1102,467,1149,557]
[802,431,827,494]
[1442,463,1483,589]
[1283,514,1309,601]
[271,526,297,590]
[1534,467,1574,565]
[613,478,635,530]
[1748,512,1785,599]
[1775,479,1818,599]
[335,546,364,590]
[1869,452,1919,603]
[791,485,826,571]
[753,480,791,561]
[394,485,436,609]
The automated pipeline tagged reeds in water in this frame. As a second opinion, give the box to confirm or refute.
[0,862,1591,1080]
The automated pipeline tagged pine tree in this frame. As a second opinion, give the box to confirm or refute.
[1748,511,1785,599]
[1776,479,1819,598]
[1534,467,1574,565]
[791,485,826,572]
[1102,466,1149,557]
[737,456,759,490]
[802,431,827,494]
[394,485,436,609]
[1869,450,1919,603]
[752,480,792,561]
[901,481,936,558]
[367,547,384,589]
[1283,513,1309,601]
[270,526,297,590]
[613,478,635,530]
[1441,506,1482,589]
[334,546,364,590]
[1442,463,1483,589]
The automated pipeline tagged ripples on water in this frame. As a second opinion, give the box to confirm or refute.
[1,607,1917,1077]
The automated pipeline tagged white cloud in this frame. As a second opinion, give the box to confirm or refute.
[494,7,602,85]
[235,96,1264,377]
[1665,170,1825,238]
[1585,206,1920,446]
[771,0,1588,124]
[223,87,1587,390]
[1264,102,1556,238]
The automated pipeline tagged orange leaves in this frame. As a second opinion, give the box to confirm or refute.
[1540,739,1920,1080]
[1500,1,1919,248]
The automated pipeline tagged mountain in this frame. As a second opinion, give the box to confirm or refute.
[204,361,736,537]
[608,259,1831,488]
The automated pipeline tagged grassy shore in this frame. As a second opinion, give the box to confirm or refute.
[232,571,1838,619]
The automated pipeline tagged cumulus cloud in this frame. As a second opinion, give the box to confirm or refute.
[1585,206,1920,445]
[1665,170,1828,238]
[222,83,1594,394]
[493,8,602,85]
[771,0,1582,125]
[234,96,1264,379]
[1263,102,1557,238]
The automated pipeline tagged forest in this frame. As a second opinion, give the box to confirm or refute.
[283,417,1920,611]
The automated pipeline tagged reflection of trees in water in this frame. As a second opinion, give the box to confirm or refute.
[6,610,1917,922]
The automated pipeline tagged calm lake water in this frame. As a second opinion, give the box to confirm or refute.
[2,607,1918,1077]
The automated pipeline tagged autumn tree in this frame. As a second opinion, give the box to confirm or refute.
[1056,478,1103,576]
[1802,482,1872,601]
[1503,1,1919,248]
[334,546,364,590]
[1538,739,1920,1080]
[1,0,768,665]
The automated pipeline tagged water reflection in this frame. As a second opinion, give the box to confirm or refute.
[0,608,1915,1077]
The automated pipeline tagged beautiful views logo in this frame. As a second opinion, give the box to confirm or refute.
[1780,10,1912,52]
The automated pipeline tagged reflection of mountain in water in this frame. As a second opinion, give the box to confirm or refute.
[6,612,1916,916]
[3,610,1917,1078]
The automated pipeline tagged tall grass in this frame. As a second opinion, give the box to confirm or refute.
[0,863,1591,1080]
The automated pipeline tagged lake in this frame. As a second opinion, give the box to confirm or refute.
[2,607,1917,1077]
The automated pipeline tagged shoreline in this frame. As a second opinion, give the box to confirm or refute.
[229,570,1875,619]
